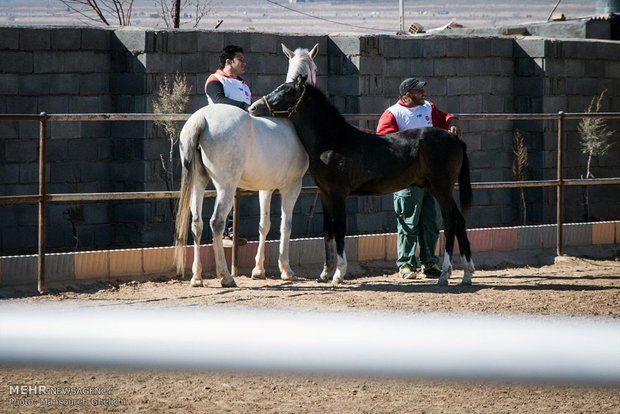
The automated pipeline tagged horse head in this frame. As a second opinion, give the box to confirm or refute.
[249,74,307,118]
[282,43,318,86]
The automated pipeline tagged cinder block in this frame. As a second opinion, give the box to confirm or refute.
[0,27,19,50]
[0,255,37,285]
[0,74,18,95]
[81,28,110,51]
[447,76,470,95]
[249,33,278,54]
[19,28,51,50]
[357,234,386,261]
[514,38,546,58]
[3,52,34,73]
[109,249,143,277]
[467,38,492,57]
[591,222,615,245]
[74,250,109,280]
[43,253,73,283]
[51,28,81,50]
[113,28,148,52]
[170,32,199,54]
[445,38,469,57]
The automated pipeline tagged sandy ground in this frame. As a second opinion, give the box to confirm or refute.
[1,255,619,413]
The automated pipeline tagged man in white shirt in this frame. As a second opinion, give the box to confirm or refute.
[376,78,461,280]
[204,45,251,245]
[205,45,251,110]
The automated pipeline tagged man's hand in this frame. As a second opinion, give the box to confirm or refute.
[449,122,462,139]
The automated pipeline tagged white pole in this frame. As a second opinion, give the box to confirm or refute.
[1,304,619,383]
[399,0,405,33]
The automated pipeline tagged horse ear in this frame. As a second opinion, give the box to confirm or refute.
[281,43,294,59]
[295,74,307,88]
[309,43,319,59]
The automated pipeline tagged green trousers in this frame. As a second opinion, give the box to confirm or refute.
[394,186,441,268]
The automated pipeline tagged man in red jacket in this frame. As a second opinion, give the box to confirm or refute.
[376,78,461,280]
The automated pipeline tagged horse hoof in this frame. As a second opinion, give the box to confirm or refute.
[437,278,449,286]
[316,277,328,283]
[221,277,237,288]
[190,278,204,287]
[251,269,266,280]
[460,280,472,286]
[331,276,343,285]
[281,272,296,281]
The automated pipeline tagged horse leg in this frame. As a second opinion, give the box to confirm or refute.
[210,184,237,288]
[188,173,210,287]
[434,195,456,286]
[453,207,475,285]
[251,190,273,280]
[331,196,348,285]
[278,180,302,281]
[318,192,336,283]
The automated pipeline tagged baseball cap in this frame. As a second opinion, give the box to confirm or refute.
[399,78,427,96]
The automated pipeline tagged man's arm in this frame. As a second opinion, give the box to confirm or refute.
[206,80,250,110]
[376,110,399,134]
[430,102,462,138]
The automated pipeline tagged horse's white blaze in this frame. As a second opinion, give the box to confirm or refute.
[331,251,347,285]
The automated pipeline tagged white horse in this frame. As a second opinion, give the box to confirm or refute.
[174,43,319,288]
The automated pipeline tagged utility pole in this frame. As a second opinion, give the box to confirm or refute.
[399,0,405,32]
[174,0,181,28]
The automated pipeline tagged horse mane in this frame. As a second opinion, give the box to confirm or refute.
[301,84,377,140]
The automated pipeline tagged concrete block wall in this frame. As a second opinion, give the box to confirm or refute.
[540,38,620,224]
[1,26,620,255]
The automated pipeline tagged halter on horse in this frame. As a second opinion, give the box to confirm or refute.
[249,75,475,286]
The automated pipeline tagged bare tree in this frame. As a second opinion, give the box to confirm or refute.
[152,73,191,213]
[156,0,212,28]
[59,0,134,26]
[512,129,529,225]
[578,90,615,221]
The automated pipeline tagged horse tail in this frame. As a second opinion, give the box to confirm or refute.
[174,114,207,275]
[458,140,473,214]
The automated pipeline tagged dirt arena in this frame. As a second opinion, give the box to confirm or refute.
[1,255,619,413]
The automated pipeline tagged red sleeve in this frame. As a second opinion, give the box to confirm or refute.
[430,102,457,131]
[376,110,399,134]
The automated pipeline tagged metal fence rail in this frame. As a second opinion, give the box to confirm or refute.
[1,111,619,293]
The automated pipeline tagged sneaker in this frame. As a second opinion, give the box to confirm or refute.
[398,263,417,280]
[422,263,442,278]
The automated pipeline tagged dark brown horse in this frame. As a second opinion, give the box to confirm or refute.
[249,75,474,286]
